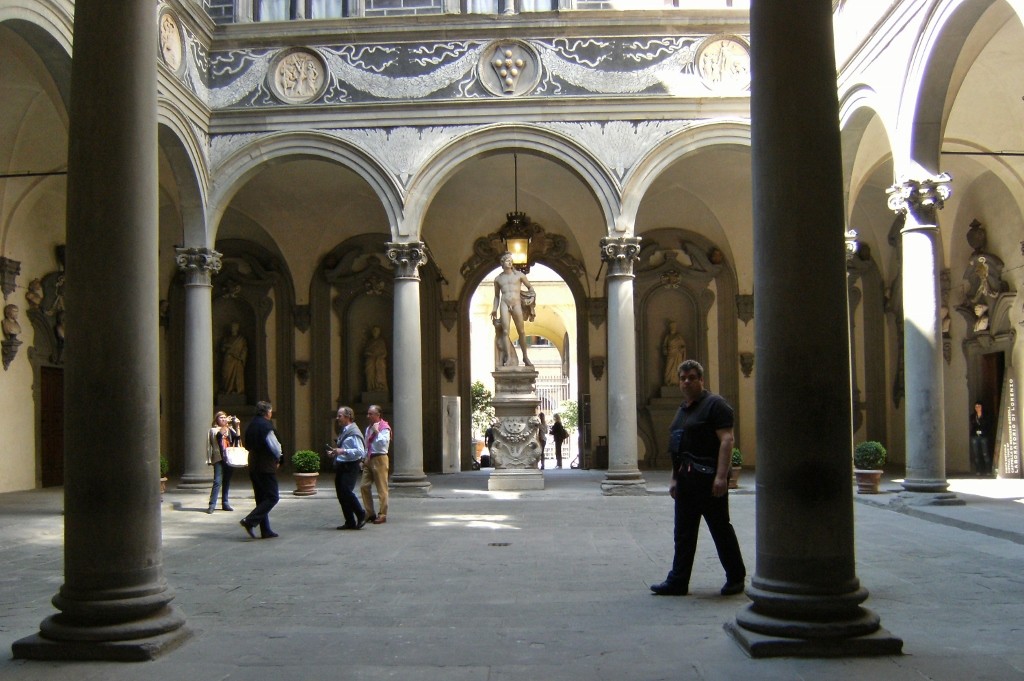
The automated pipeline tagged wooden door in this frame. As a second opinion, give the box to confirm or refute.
[40,366,64,487]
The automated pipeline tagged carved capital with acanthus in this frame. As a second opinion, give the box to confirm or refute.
[886,173,952,227]
[600,236,642,278]
[386,241,427,280]
[175,247,222,287]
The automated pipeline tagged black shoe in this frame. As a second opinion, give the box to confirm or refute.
[721,580,745,596]
[222,504,234,512]
[337,524,357,530]
[356,513,367,530]
[261,531,279,539]
[365,514,377,523]
[239,519,256,538]
[206,507,215,515]
[650,580,688,596]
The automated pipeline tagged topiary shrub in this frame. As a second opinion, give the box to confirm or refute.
[291,449,322,473]
[731,448,743,467]
[159,455,170,478]
[853,441,887,470]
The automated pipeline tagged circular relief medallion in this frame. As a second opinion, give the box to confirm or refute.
[269,48,328,105]
[695,35,750,92]
[479,40,542,97]
[159,10,184,75]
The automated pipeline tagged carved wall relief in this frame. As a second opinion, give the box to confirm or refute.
[269,48,328,104]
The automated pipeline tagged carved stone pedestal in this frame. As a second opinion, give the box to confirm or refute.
[488,367,543,491]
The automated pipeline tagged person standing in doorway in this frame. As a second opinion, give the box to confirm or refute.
[329,406,367,530]
[550,413,568,469]
[361,404,391,524]
[970,401,993,476]
[651,359,745,597]
[240,401,283,539]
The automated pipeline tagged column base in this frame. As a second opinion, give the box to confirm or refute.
[899,477,951,493]
[489,468,544,491]
[725,617,902,658]
[390,475,432,495]
[12,607,191,662]
[176,473,214,490]
[892,490,964,507]
[601,472,647,496]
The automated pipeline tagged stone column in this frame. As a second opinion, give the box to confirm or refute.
[175,248,222,488]
[386,242,431,493]
[599,236,646,495]
[725,0,901,657]
[13,0,190,660]
[887,175,961,504]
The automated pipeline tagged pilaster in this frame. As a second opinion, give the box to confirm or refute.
[386,242,430,493]
[599,236,646,495]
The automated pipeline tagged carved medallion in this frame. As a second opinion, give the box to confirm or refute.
[269,48,328,104]
[159,11,184,75]
[479,40,542,97]
[695,35,750,91]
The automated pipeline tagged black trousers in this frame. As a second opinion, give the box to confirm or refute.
[245,470,279,537]
[334,460,364,527]
[668,469,745,588]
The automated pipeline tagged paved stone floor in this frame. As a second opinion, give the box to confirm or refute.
[1,469,1024,680]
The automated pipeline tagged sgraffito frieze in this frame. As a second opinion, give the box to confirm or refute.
[200,34,749,110]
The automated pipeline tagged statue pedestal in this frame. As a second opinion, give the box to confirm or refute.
[488,367,544,491]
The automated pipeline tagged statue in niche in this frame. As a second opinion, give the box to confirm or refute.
[661,320,687,386]
[363,325,389,393]
[2,304,21,339]
[491,252,536,368]
[220,322,248,395]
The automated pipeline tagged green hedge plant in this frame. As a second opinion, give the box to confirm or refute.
[853,441,886,470]
[291,449,322,473]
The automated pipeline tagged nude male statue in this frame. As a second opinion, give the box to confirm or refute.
[491,252,536,368]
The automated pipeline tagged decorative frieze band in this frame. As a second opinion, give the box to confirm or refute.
[600,236,642,278]
[175,247,223,286]
[387,241,427,280]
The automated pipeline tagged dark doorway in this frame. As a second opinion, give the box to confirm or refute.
[980,352,1004,419]
[40,366,64,487]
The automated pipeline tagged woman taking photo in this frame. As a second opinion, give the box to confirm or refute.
[207,411,240,514]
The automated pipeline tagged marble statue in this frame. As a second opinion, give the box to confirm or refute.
[363,325,389,393]
[220,322,247,395]
[661,320,686,386]
[491,251,536,368]
[2,304,21,339]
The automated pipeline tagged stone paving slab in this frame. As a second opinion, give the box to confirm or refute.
[1,469,1024,680]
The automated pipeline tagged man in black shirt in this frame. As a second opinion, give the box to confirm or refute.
[651,359,746,597]
[240,400,283,539]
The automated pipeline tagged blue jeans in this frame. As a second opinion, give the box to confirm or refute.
[208,461,234,508]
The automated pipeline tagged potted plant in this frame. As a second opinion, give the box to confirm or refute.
[853,441,887,494]
[729,447,743,489]
[159,455,170,497]
[471,380,496,460]
[291,449,321,496]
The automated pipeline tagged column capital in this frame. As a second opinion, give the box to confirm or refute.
[600,236,642,278]
[175,247,222,286]
[386,241,427,280]
[886,173,952,227]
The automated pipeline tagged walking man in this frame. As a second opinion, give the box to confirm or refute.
[651,360,745,596]
[361,404,391,524]
[329,406,367,530]
[240,400,283,539]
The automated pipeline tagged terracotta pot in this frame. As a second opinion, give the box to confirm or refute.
[293,472,319,496]
[729,466,742,489]
[160,477,168,497]
[854,469,883,494]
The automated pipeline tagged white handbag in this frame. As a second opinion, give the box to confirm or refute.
[224,446,249,468]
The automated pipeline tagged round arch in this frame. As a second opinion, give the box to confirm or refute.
[897,0,1007,172]
[208,131,405,238]
[839,88,895,218]
[404,123,620,239]
[620,119,751,229]
[157,108,208,247]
